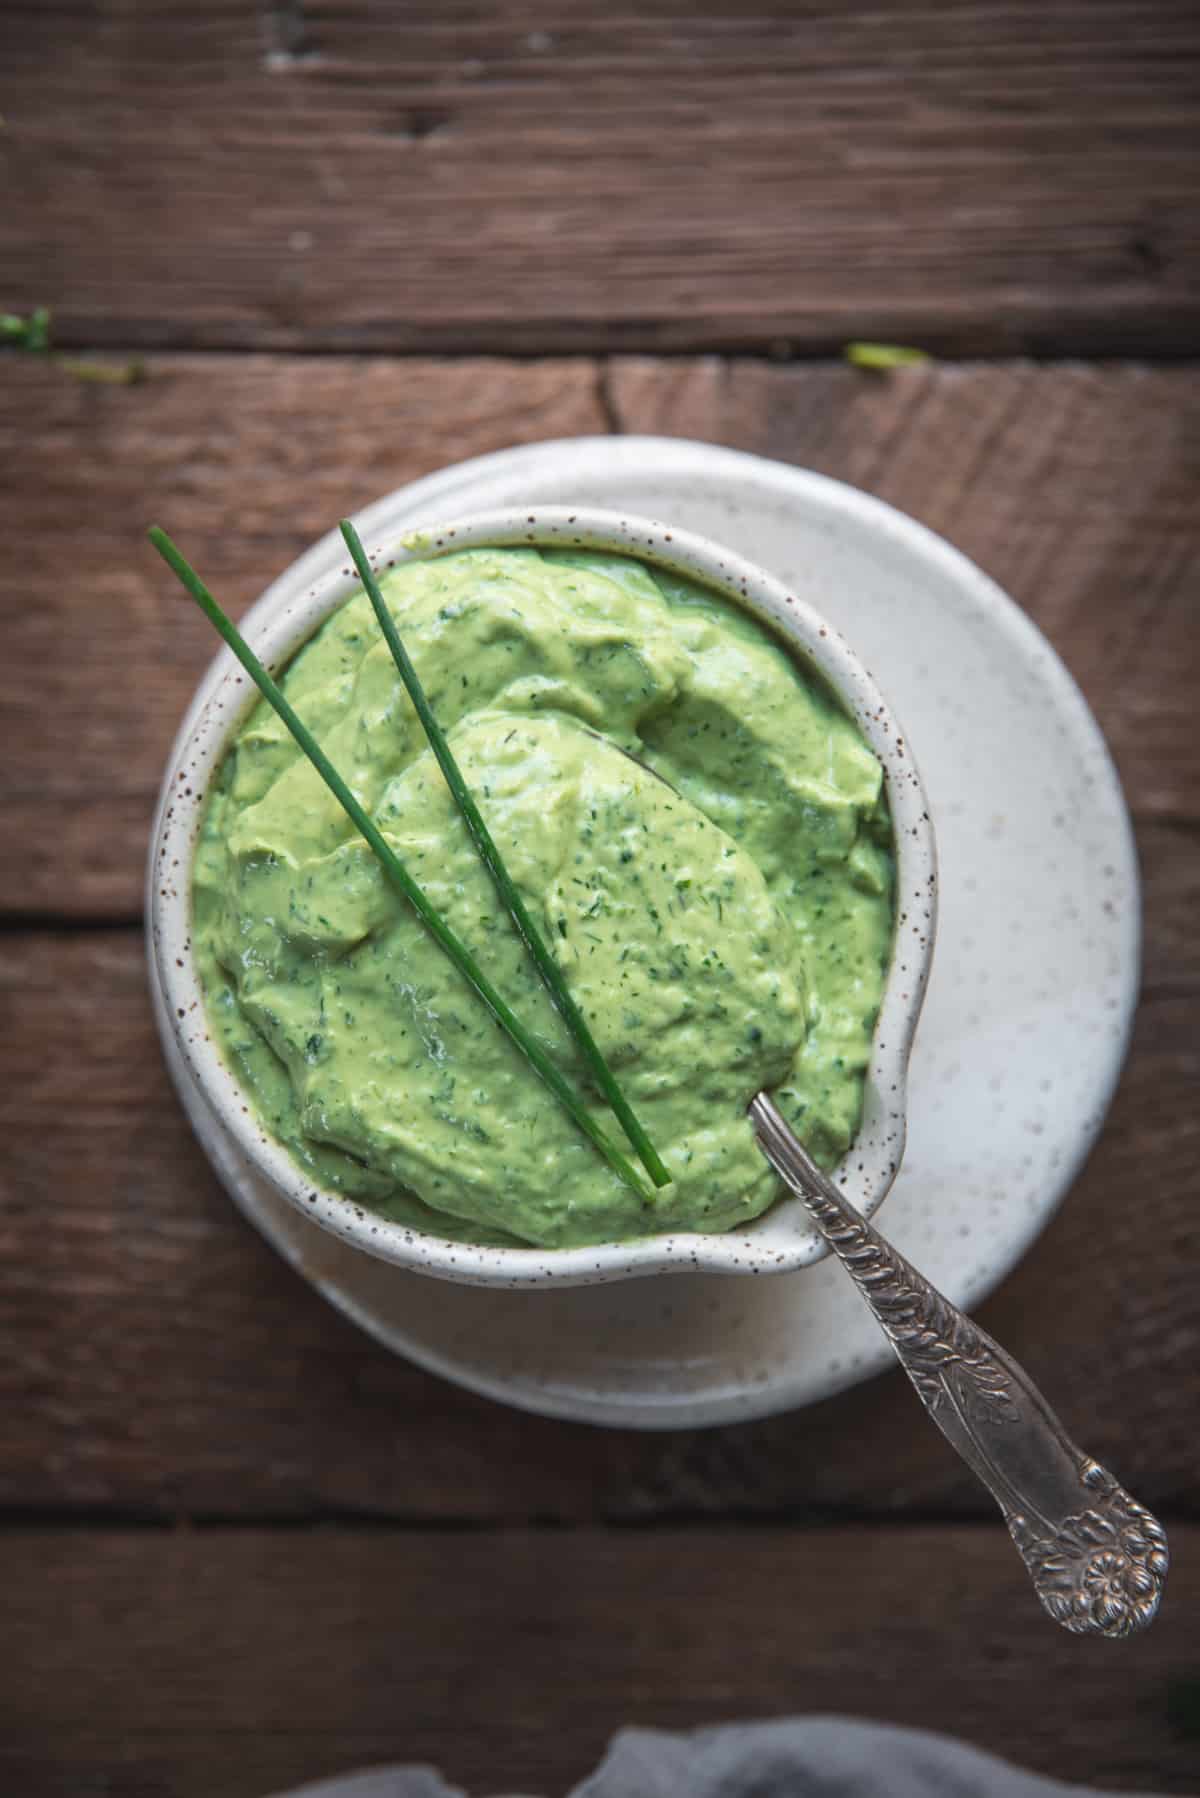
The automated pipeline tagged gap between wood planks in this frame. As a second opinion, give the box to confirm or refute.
[19,339,1200,366]
[4,1506,1151,1532]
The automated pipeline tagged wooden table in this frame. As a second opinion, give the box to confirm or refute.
[2,6,1198,1795]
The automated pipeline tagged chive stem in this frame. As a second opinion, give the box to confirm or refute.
[340,520,672,1191]
[148,525,653,1205]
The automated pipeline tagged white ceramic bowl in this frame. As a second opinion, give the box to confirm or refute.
[148,507,936,1287]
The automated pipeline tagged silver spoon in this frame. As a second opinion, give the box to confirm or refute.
[591,731,1168,1636]
[750,1094,1168,1638]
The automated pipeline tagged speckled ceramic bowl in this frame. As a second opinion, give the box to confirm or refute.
[148,507,936,1288]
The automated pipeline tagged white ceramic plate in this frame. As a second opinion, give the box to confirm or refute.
[150,437,1139,1428]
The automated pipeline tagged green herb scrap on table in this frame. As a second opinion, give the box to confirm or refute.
[151,526,894,1249]
[2,307,144,384]
[844,341,931,370]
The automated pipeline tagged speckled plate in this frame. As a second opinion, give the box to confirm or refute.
[149,437,1139,1428]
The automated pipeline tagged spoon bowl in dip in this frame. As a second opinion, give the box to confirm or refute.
[149,506,935,1288]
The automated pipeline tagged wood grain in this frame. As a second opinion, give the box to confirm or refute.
[2,918,1195,1523]
[3,356,1198,918]
[3,1526,1198,1797]
[2,2,1198,355]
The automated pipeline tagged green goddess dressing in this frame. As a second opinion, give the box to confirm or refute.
[193,548,894,1248]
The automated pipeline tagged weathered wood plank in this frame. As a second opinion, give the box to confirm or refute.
[2,357,1197,917]
[3,1526,1198,1797]
[2,2,1198,354]
[2,913,1195,1522]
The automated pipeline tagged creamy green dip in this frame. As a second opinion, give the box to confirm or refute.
[193,547,893,1248]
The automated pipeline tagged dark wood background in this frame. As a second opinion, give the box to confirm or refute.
[2,5,1198,1796]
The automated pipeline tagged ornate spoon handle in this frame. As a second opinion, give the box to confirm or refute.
[750,1094,1168,1638]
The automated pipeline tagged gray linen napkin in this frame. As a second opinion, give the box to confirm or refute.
[269,1715,1172,1797]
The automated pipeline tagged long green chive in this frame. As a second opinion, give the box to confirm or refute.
[340,519,672,1191]
[149,526,653,1204]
